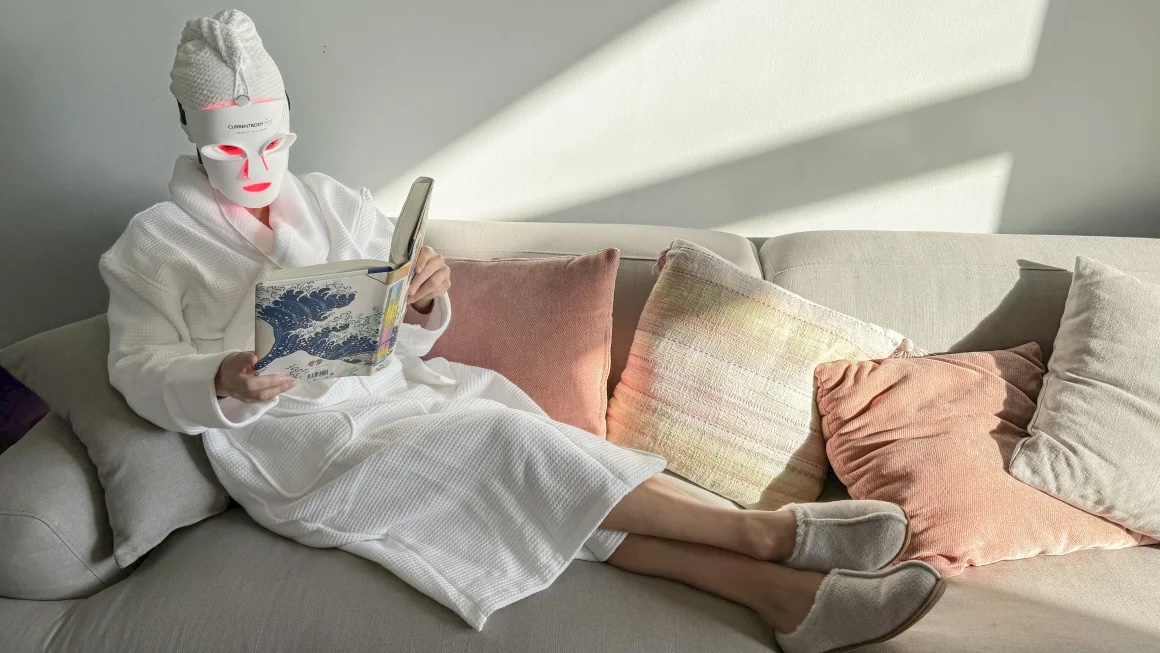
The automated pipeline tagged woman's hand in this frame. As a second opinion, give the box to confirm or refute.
[407,246,451,314]
[215,352,295,402]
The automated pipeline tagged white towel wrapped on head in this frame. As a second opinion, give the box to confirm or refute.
[170,9,285,109]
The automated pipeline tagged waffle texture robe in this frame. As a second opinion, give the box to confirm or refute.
[100,156,666,629]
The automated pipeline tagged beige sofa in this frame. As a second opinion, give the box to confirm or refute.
[1,221,1158,651]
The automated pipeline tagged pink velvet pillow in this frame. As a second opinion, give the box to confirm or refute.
[413,249,618,436]
[815,343,1147,576]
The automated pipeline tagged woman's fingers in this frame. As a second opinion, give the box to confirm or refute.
[244,374,292,393]
[224,351,260,376]
[254,382,293,401]
[218,352,294,402]
[411,267,450,303]
[409,267,436,299]
[414,246,434,269]
[412,246,435,281]
[232,375,293,402]
[409,254,444,299]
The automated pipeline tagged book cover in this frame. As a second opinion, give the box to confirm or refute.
[252,176,432,382]
[255,265,411,381]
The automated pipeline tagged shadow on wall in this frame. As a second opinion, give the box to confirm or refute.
[279,0,685,192]
[378,0,1141,240]
[373,0,1047,232]
[525,1,1160,237]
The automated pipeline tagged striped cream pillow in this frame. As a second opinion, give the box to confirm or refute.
[607,240,915,509]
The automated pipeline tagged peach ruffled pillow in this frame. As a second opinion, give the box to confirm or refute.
[815,343,1147,576]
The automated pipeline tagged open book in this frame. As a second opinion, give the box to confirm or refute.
[254,177,433,381]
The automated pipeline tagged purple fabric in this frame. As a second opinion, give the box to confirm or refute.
[0,367,48,454]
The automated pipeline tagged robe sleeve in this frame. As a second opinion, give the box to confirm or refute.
[102,257,278,435]
[397,293,452,358]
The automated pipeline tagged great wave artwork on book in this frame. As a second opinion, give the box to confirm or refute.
[254,177,432,382]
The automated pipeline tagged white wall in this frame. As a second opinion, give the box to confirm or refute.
[1,0,1158,346]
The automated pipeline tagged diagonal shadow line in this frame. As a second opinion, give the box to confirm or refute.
[523,79,1029,230]
[348,0,684,188]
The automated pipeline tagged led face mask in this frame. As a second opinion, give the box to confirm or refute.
[183,99,296,209]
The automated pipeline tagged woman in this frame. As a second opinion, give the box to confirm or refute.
[102,10,942,652]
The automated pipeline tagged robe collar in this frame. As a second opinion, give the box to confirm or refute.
[169,156,331,270]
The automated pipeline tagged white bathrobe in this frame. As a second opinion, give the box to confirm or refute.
[100,156,666,630]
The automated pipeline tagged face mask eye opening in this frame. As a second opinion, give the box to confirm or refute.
[199,144,247,162]
[262,133,297,155]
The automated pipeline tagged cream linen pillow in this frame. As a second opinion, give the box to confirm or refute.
[607,240,916,509]
[1011,257,1160,538]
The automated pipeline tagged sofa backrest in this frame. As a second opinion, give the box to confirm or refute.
[424,220,761,392]
[761,230,1160,357]
[424,221,1160,389]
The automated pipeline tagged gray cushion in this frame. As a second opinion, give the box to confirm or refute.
[760,231,1160,356]
[424,220,761,393]
[0,414,127,599]
[1011,257,1160,538]
[0,317,230,568]
[34,508,773,652]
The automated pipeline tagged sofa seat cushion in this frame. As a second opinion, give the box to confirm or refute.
[815,478,1160,650]
[3,498,1158,651]
[880,545,1160,652]
[37,508,773,652]
[0,597,79,651]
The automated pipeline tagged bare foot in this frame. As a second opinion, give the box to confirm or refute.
[742,509,798,561]
[753,566,824,634]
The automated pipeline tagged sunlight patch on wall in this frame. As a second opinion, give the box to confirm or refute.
[375,0,1047,223]
[718,153,1013,237]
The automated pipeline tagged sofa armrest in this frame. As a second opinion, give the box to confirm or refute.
[0,413,129,599]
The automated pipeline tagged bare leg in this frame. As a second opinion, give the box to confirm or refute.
[608,534,822,634]
[602,476,795,560]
